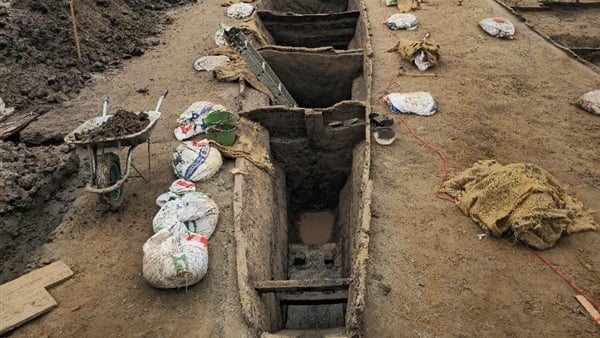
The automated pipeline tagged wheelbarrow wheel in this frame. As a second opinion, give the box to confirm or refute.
[96,152,123,211]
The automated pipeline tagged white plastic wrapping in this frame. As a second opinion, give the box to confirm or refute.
[226,3,254,19]
[479,17,515,39]
[575,90,600,115]
[384,92,437,116]
[386,14,418,31]
[193,55,230,72]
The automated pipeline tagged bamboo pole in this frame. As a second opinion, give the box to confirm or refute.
[69,1,82,61]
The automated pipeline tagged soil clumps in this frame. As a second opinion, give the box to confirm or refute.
[74,109,149,142]
[0,0,196,113]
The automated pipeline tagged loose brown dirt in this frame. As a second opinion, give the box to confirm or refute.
[2,0,600,337]
[74,110,149,142]
[0,0,195,112]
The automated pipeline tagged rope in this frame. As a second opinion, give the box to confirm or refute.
[378,84,600,315]
[383,102,599,314]
[528,247,600,312]
[390,113,455,203]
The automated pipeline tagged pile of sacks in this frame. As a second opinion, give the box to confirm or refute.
[172,101,237,182]
[143,179,220,288]
[142,101,235,289]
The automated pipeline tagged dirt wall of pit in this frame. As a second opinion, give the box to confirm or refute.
[233,121,287,333]
[258,47,364,108]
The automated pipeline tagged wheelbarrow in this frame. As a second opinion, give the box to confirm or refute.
[64,91,167,210]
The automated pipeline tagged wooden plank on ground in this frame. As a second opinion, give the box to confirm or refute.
[255,278,351,293]
[0,261,73,335]
[575,295,600,325]
[0,112,40,140]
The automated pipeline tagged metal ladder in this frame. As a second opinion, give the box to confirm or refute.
[224,27,297,107]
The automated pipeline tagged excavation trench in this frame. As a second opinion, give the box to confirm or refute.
[237,102,368,333]
[233,0,372,335]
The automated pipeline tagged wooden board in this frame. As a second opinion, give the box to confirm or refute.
[254,278,351,293]
[0,261,73,335]
[575,295,600,325]
[0,112,40,140]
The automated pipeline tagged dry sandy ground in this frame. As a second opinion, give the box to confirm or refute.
[363,0,600,337]
[7,0,600,337]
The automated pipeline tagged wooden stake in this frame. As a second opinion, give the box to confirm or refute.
[575,295,600,325]
[69,1,82,61]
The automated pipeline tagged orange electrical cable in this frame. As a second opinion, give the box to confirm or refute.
[382,102,599,315]
[528,247,600,312]
[387,109,600,315]
[391,114,455,203]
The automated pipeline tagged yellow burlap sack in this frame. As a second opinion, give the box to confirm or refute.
[442,160,598,249]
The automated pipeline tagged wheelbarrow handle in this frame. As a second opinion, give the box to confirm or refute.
[155,90,169,112]
[102,96,109,117]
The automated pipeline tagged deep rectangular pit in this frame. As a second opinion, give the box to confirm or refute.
[256,11,361,50]
[233,0,371,333]
[258,0,352,15]
[258,47,365,108]
[242,102,366,331]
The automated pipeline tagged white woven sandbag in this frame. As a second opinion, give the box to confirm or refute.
[174,101,228,141]
[227,3,254,19]
[156,179,197,207]
[153,191,219,238]
[169,179,196,194]
[386,14,418,31]
[156,192,180,207]
[193,55,230,72]
[173,140,223,182]
[479,17,515,38]
[142,224,209,289]
[575,90,600,115]
[384,92,437,116]
[177,192,219,238]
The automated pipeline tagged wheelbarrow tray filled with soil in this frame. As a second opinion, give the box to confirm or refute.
[64,110,161,148]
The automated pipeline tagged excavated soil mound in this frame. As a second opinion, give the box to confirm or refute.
[0,0,195,113]
[74,109,149,142]
[442,160,599,249]
[0,141,79,282]
[0,0,194,283]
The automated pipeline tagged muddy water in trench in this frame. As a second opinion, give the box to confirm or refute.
[298,211,335,245]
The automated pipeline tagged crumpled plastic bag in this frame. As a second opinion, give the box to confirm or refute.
[574,90,600,115]
[227,3,254,19]
[479,17,515,39]
[386,13,418,31]
[173,140,223,182]
[387,36,440,71]
[384,92,437,116]
[193,55,230,72]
